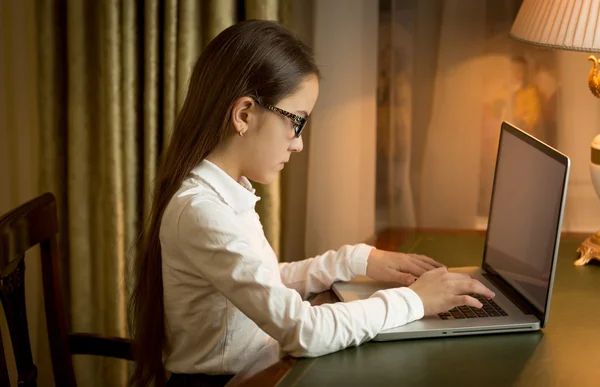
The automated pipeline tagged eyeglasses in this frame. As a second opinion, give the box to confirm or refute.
[252,98,307,138]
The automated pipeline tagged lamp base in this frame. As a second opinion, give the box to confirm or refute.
[575,230,600,266]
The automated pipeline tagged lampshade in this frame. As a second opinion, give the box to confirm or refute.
[510,0,600,52]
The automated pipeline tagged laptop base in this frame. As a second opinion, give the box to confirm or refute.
[332,267,540,342]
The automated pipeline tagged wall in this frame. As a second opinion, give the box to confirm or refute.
[557,51,600,233]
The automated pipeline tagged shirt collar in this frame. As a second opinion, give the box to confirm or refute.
[189,159,260,212]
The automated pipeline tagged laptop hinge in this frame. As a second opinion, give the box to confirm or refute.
[481,271,542,320]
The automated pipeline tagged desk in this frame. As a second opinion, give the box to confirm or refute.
[228,231,600,387]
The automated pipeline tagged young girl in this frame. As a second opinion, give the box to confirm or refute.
[129,20,495,387]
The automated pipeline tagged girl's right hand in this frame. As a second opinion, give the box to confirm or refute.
[408,266,496,316]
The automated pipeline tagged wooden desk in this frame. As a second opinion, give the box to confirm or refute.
[228,230,600,386]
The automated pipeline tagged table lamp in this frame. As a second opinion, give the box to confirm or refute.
[509,0,600,266]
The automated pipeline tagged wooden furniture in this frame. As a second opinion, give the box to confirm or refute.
[227,229,600,386]
[0,193,133,386]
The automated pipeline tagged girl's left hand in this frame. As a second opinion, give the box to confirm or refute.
[366,249,445,286]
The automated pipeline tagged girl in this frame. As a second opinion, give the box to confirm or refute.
[129,20,494,387]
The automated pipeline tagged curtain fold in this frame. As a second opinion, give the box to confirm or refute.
[207,0,236,42]
[246,0,279,20]
[143,0,159,221]
[177,0,202,110]
[122,0,139,296]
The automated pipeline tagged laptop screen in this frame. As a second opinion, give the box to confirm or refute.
[483,122,569,314]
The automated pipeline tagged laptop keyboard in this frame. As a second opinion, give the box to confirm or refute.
[438,293,508,320]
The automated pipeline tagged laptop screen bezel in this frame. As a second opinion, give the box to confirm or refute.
[481,121,570,328]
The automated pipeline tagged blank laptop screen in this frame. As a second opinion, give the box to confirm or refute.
[484,124,568,313]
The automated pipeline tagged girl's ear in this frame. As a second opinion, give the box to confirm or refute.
[231,97,255,136]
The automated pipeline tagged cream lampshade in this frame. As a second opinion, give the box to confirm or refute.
[510,0,600,265]
[510,0,600,53]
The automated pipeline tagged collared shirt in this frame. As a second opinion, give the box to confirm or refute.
[160,160,424,375]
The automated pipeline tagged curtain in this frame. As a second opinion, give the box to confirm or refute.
[32,0,308,385]
[37,1,214,384]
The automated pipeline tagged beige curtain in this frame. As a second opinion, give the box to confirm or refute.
[31,0,309,385]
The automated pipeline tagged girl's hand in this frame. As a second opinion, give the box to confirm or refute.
[366,249,445,285]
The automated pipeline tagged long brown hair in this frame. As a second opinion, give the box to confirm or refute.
[128,20,320,387]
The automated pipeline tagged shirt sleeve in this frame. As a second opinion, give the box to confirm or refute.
[176,200,424,358]
[278,244,374,299]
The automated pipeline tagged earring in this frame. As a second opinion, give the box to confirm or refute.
[239,131,244,137]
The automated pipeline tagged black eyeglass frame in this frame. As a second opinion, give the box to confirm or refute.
[252,98,307,138]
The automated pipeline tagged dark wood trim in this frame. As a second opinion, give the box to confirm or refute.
[373,227,488,251]
[68,333,133,361]
[374,228,589,252]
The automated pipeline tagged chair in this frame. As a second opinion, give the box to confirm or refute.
[0,192,133,386]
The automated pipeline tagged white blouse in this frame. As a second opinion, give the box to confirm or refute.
[160,160,424,375]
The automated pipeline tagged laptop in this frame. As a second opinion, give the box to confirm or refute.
[332,121,571,341]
